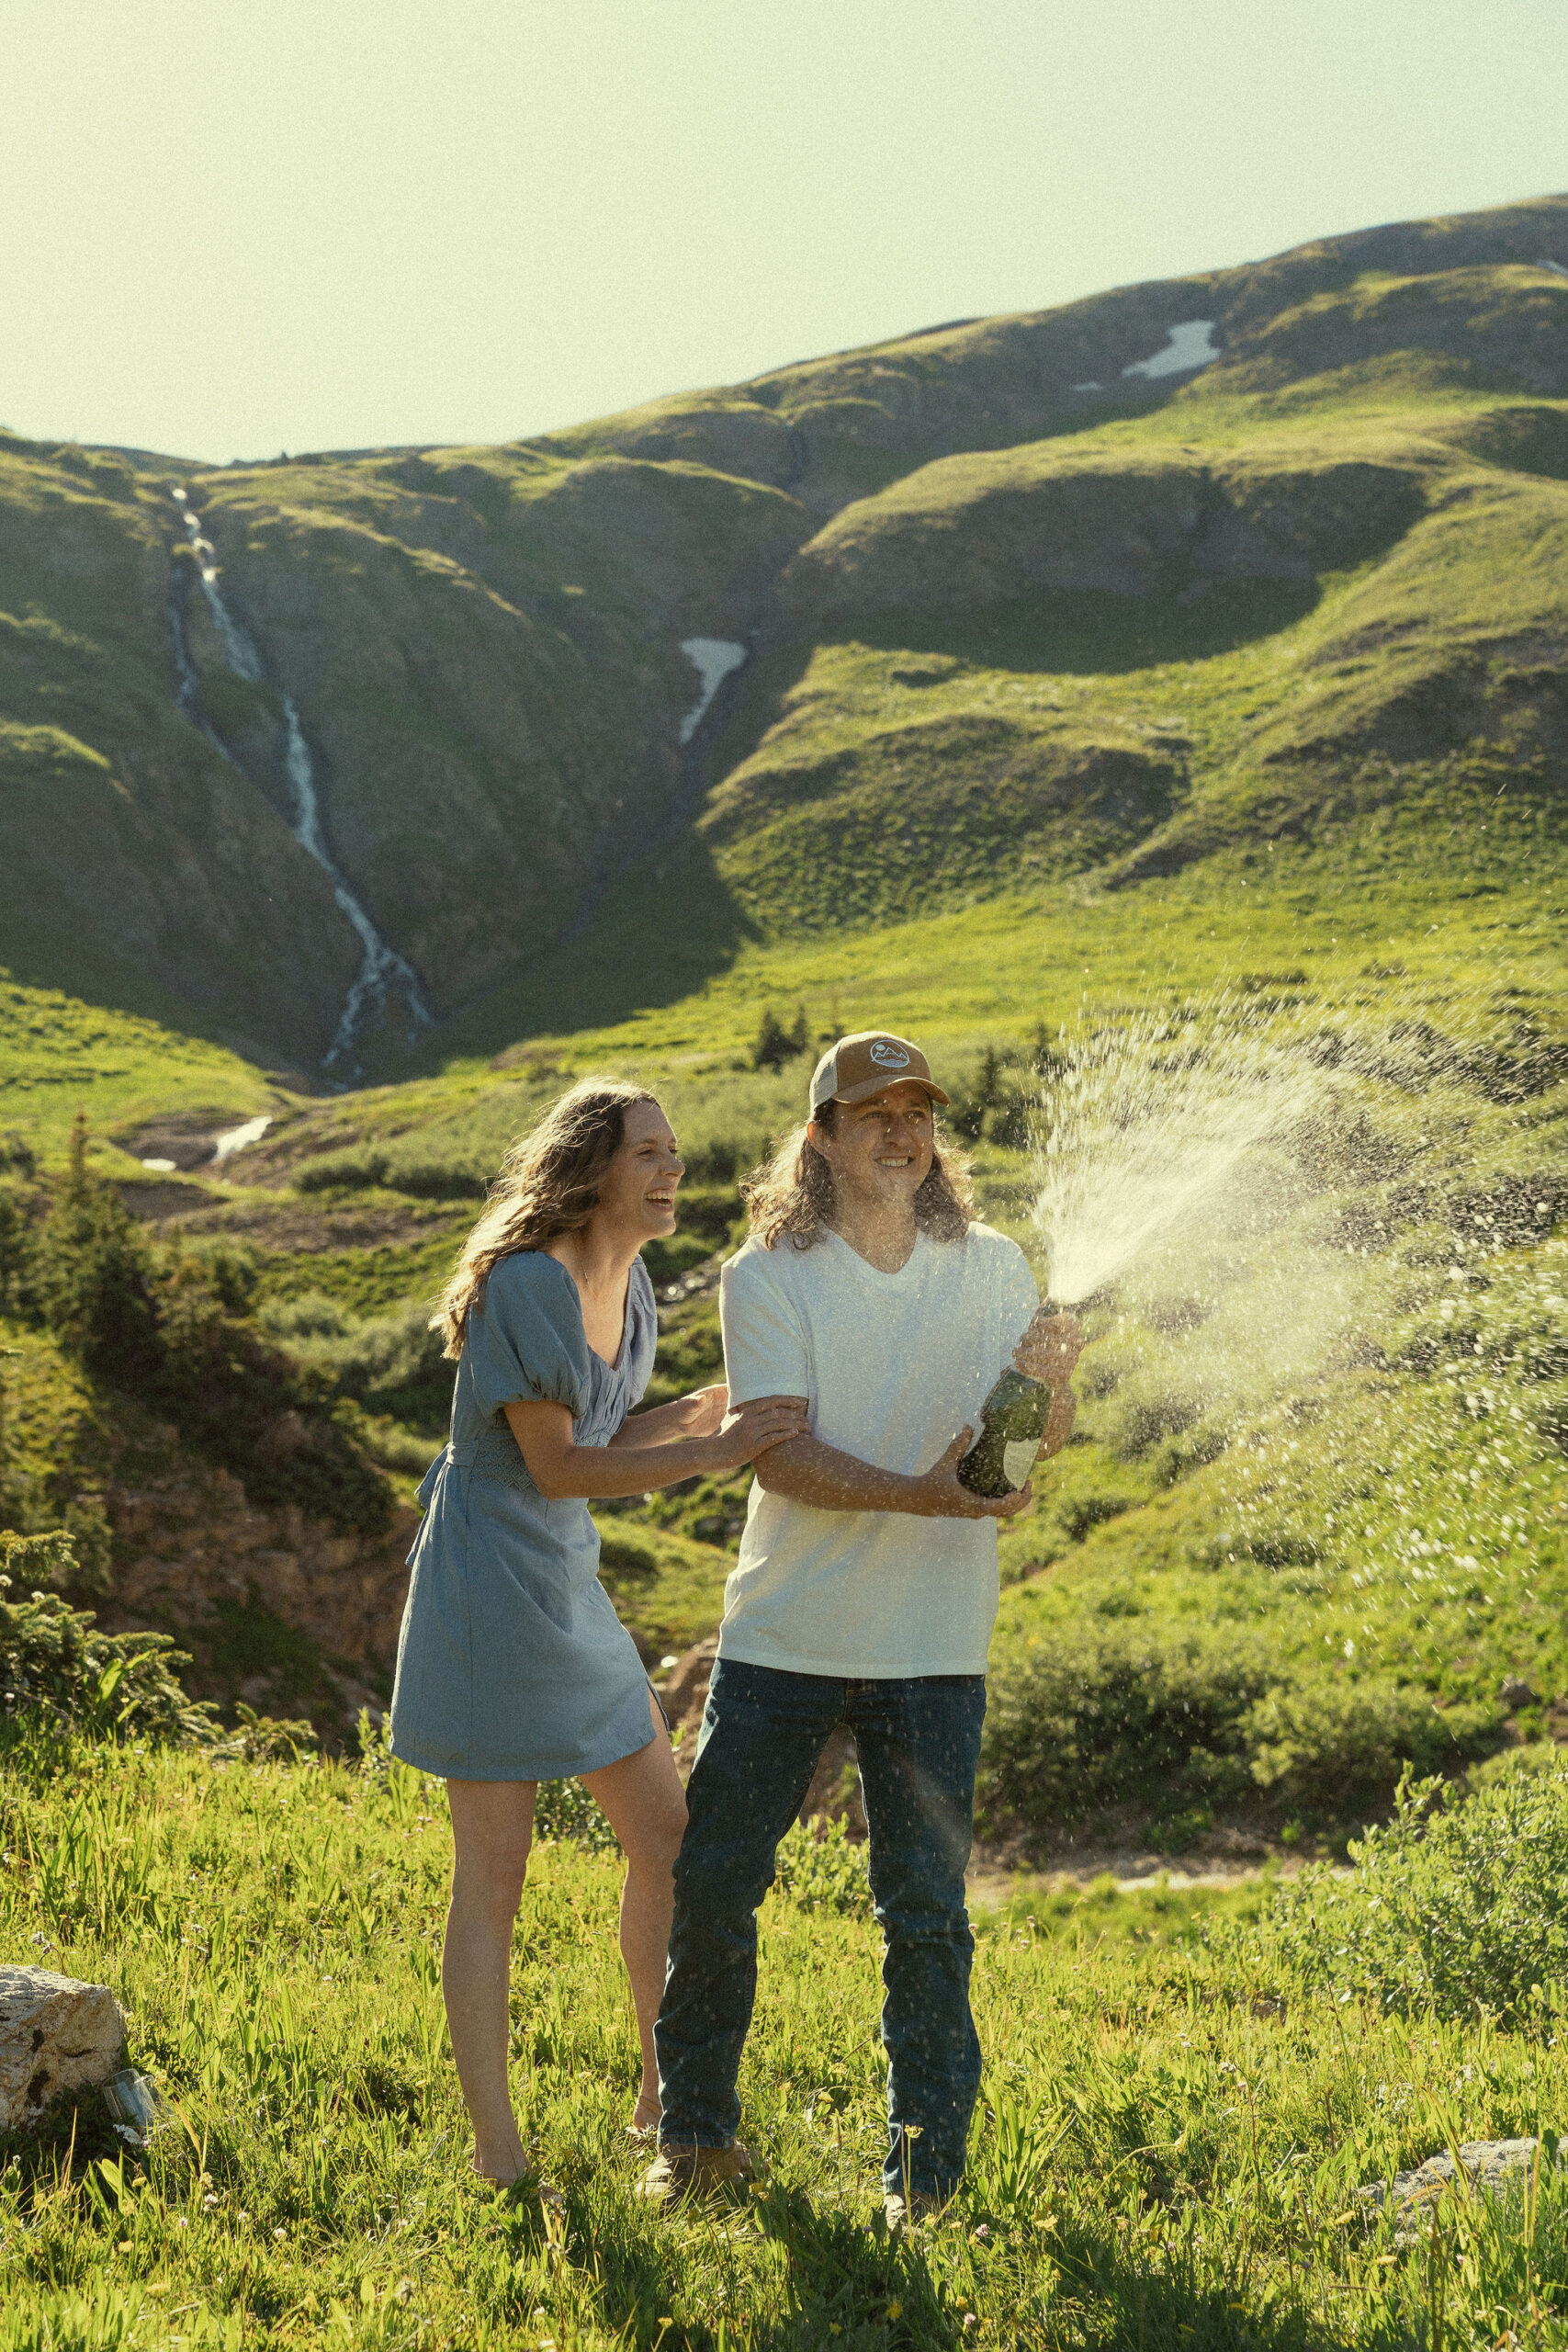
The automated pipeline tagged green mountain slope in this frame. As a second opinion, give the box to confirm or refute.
[0,193,1564,1072]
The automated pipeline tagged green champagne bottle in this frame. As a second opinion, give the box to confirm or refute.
[956,1365,1052,1497]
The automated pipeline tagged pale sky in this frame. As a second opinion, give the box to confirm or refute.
[4,0,1563,464]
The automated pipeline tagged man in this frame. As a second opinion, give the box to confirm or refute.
[640,1030,1082,2224]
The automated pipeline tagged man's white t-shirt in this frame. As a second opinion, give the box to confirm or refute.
[717,1221,1040,1678]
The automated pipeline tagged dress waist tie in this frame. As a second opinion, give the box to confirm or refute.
[446,1429,540,1495]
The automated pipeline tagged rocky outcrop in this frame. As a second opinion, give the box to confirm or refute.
[659,1635,718,1765]
[656,1634,865,1833]
[1359,2139,1566,2244]
[106,1455,416,1725]
[0,1966,124,2132]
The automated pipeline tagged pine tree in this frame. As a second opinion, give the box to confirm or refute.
[66,1106,89,1199]
[0,1191,33,1317]
[36,1117,158,1382]
[752,1007,793,1071]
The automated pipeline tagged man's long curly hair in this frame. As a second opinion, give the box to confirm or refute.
[431,1077,658,1358]
[741,1101,974,1252]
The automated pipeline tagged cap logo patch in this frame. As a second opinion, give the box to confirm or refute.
[869,1040,910,1067]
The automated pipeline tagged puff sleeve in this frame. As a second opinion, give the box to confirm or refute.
[466,1253,592,1426]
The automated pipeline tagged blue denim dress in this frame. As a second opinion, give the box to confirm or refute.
[388,1250,659,1781]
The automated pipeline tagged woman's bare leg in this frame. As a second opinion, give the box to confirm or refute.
[581,1695,688,2132]
[443,1778,537,2182]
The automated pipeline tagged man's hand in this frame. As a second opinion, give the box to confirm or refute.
[1013,1306,1084,1385]
[908,1429,1034,1521]
[705,1395,812,1473]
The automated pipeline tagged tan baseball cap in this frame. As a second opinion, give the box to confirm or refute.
[808,1030,951,1115]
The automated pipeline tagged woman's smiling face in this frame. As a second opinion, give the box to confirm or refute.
[596,1097,684,1242]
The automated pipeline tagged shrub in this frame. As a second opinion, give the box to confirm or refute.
[1111,1389,1204,1460]
[951,1044,1004,1141]
[0,1131,37,1180]
[1233,1760,1568,2022]
[261,1290,353,1340]
[534,1775,620,1852]
[378,1150,487,1200]
[360,1416,442,1474]
[773,1815,873,1916]
[1247,1679,1495,1814]
[1153,1423,1228,1486]
[182,1238,260,1316]
[293,1145,391,1193]
[979,1623,1268,1830]
[15,1139,396,1537]
[978,1623,1501,1838]
[687,1136,740,1182]
[1055,1491,1137,1543]
[294,1136,494,1198]
[220,1699,319,1763]
[0,1532,218,1745]
[309,1302,455,1430]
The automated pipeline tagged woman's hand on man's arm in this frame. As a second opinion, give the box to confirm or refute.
[507,1393,808,1500]
[608,1383,729,1448]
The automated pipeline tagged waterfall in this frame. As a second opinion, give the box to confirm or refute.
[168,488,432,1071]
[678,638,747,743]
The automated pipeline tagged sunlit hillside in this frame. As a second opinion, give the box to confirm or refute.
[0,193,1563,1070]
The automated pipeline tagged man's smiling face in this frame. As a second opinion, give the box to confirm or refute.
[810,1080,935,1212]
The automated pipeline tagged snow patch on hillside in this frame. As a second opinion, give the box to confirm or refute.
[679,639,747,743]
[1122,321,1220,379]
[212,1115,271,1163]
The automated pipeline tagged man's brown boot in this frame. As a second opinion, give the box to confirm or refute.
[884,2188,944,2232]
[637,2142,756,2205]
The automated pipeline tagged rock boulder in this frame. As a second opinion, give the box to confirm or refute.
[0,1964,125,2132]
[1359,2139,1566,2243]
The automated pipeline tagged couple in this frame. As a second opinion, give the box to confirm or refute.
[389,1030,1081,2223]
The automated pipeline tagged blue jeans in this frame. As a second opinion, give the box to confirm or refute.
[654,1657,987,2199]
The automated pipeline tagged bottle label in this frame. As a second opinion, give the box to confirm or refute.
[1002,1439,1041,1488]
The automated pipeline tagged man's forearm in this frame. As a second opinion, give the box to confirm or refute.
[753,1432,928,1515]
[1042,1385,1076,1459]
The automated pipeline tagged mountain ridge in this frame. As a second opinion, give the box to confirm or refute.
[1,190,1565,1072]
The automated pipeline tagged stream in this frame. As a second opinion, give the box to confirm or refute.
[168,488,432,1072]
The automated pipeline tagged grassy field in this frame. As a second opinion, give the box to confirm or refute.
[2,790,1562,1826]
[0,978,273,1161]
[3,190,1567,2345]
[8,1725,1568,2348]
[2,773,1560,1175]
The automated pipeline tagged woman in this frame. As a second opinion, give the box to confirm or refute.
[389,1078,807,2184]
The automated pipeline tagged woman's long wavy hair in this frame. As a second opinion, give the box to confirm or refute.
[741,1101,974,1253]
[432,1077,659,1358]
